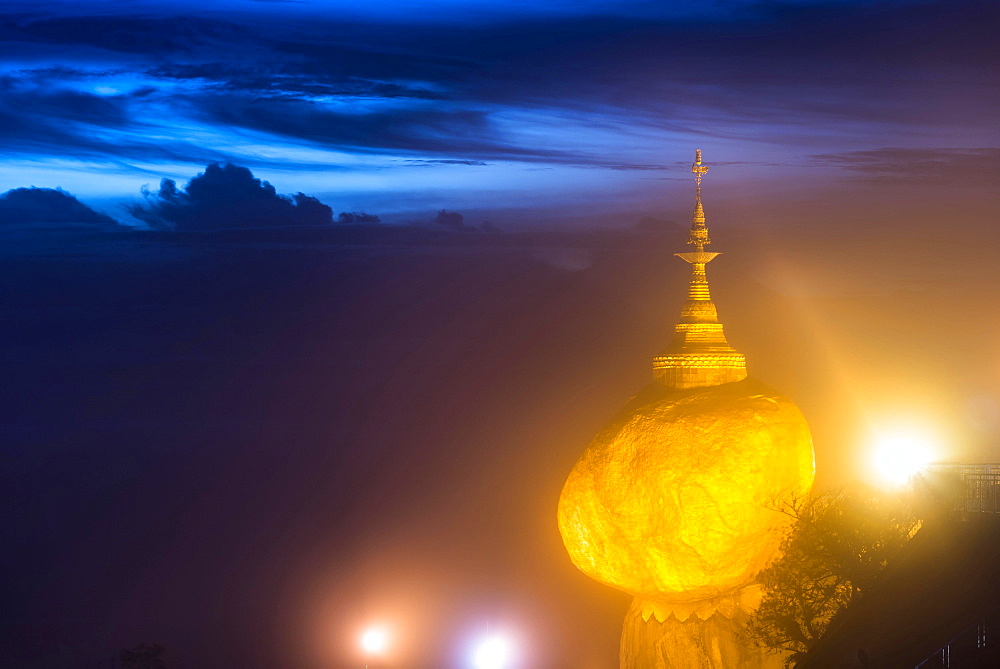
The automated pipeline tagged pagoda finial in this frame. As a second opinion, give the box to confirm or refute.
[689,149,710,251]
[652,150,746,389]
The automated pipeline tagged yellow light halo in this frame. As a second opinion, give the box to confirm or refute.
[869,427,940,487]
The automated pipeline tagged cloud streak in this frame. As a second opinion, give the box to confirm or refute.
[0,0,996,211]
[812,148,1000,187]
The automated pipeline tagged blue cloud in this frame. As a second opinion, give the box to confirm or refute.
[128,163,333,230]
[0,0,995,209]
[0,187,117,225]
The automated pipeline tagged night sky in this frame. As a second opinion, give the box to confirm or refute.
[1,1,998,667]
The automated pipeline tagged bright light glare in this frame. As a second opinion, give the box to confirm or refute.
[472,634,513,669]
[870,430,937,486]
[360,626,389,655]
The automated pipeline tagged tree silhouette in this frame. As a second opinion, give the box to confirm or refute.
[745,486,921,665]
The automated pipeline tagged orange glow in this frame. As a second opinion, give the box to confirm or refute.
[869,427,941,487]
[360,625,390,654]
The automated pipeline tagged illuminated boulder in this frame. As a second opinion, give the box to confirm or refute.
[558,378,814,604]
[558,151,815,668]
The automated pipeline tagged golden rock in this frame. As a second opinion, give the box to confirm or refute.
[557,151,815,667]
[557,377,815,605]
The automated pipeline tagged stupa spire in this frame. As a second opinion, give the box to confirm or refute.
[689,148,710,250]
[652,149,748,389]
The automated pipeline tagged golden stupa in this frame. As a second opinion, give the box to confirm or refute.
[558,151,815,668]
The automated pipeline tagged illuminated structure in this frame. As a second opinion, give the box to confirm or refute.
[652,150,746,390]
[558,151,815,668]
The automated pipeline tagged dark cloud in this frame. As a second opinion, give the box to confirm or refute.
[337,211,380,224]
[812,148,1000,187]
[0,0,995,216]
[270,36,472,85]
[0,74,127,129]
[433,209,465,229]
[4,14,252,56]
[0,74,233,164]
[2,1,997,174]
[148,63,448,101]
[195,93,556,161]
[128,163,333,230]
[247,0,1000,135]
[0,187,117,225]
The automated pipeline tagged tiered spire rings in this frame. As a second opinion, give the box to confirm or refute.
[652,150,748,389]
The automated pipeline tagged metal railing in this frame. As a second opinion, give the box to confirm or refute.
[925,463,1000,515]
[961,473,1000,514]
[914,611,998,668]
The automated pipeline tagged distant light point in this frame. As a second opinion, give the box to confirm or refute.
[472,633,514,669]
[361,626,389,655]
[870,429,938,486]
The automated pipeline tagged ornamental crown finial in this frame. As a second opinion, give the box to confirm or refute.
[689,149,710,250]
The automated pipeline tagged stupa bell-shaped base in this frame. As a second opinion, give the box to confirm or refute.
[621,597,787,669]
[651,358,747,389]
